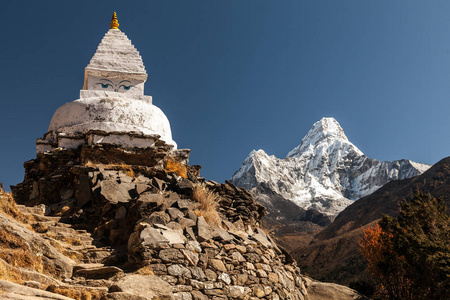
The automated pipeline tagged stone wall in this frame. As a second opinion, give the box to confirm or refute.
[11,142,311,300]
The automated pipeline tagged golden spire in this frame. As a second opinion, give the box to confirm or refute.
[110,12,120,30]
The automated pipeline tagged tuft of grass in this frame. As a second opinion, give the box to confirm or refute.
[0,188,32,224]
[165,158,187,178]
[120,163,135,178]
[192,183,221,226]
[134,265,154,275]
[47,285,103,300]
[0,230,45,274]
[0,259,23,284]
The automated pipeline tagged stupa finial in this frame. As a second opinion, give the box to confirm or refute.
[110,12,119,30]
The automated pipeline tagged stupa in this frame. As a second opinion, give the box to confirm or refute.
[37,12,177,153]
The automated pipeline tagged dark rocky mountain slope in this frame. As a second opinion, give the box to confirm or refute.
[292,156,450,287]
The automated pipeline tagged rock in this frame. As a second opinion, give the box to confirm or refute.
[190,290,208,300]
[226,285,251,298]
[136,183,150,195]
[100,180,135,204]
[168,264,192,278]
[178,178,194,193]
[167,207,185,220]
[251,228,273,249]
[73,263,104,272]
[218,273,231,285]
[189,266,205,280]
[185,241,202,253]
[306,280,367,300]
[118,171,133,183]
[209,259,227,272]
[29,180,39,200]
[158,227,186,245]
[111,275,174,300]
[212,226,234,242]
[253,285,265,298]
[196,216,212,242]
[77,174,92,206]
[231,251,246,263]
[115,206,127,219]
[0,280,74,300]
[147,211,171,225]
[102,292,148,300]
[182,249,199,266]
[140,226,169,248]
[139,193,164,207]
[159,248,185,263]
[61,189,74,201]
[173,292,193,300]
[178,217,196,228]
[24,281,41,289]
[0,214,74,279]
[152,177,166,191]
[73,266,123,279]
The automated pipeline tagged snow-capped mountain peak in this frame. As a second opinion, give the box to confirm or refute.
[231,117,431,217]
[286,117,360,158]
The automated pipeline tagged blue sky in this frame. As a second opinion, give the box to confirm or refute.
[0,1,449,189]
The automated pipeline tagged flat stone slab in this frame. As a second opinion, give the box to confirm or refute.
[73,263,104,272]
[73,266,123,279]
[0,280,74,300]
[100,180,135,204]
[111,274,174,300]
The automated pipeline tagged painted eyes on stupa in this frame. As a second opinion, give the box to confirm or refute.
[96,82,133,91]
[100,83,112,89]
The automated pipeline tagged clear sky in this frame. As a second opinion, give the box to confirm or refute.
[0,1,449,190]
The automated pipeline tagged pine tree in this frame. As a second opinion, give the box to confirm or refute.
[360,192,450,299]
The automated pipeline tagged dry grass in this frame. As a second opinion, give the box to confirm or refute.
[47,285,103,300]
[120,163,135,178]
[48,239,83,262]
[0,259,23,284]
[0,230,45,275]
[134,265,154,275]
[0,188,32,225]
[84,161,136,178]
[165,158,187,178]
[192,183,221,226]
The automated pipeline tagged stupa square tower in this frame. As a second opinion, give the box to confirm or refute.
[37,12,179,155]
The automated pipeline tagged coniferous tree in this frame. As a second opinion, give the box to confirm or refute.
[360,192,450,299]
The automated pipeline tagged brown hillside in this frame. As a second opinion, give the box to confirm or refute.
[293,156,450,286]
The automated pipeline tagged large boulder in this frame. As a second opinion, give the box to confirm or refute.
[110,274,174,299]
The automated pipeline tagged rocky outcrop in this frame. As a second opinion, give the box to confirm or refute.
[8,140,361,299]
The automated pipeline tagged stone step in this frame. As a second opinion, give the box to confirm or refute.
[73,263,104,273]
[70,245,96,252]
[73,266,123,280]
[30,213,61,223]
[82,248,113,264]
[47,226,79,234]
[16,204,47,215]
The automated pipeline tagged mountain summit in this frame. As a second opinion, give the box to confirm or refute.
[287,117,353,158]
[231,117,430,218]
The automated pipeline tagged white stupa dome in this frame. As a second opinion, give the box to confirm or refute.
[38,13,177,152]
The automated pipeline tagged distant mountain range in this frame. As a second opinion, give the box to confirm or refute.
[231,117,430,220]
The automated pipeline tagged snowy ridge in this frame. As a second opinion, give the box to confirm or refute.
[231,118,431,217]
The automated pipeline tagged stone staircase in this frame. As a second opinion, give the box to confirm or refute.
[15,204,121,293]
